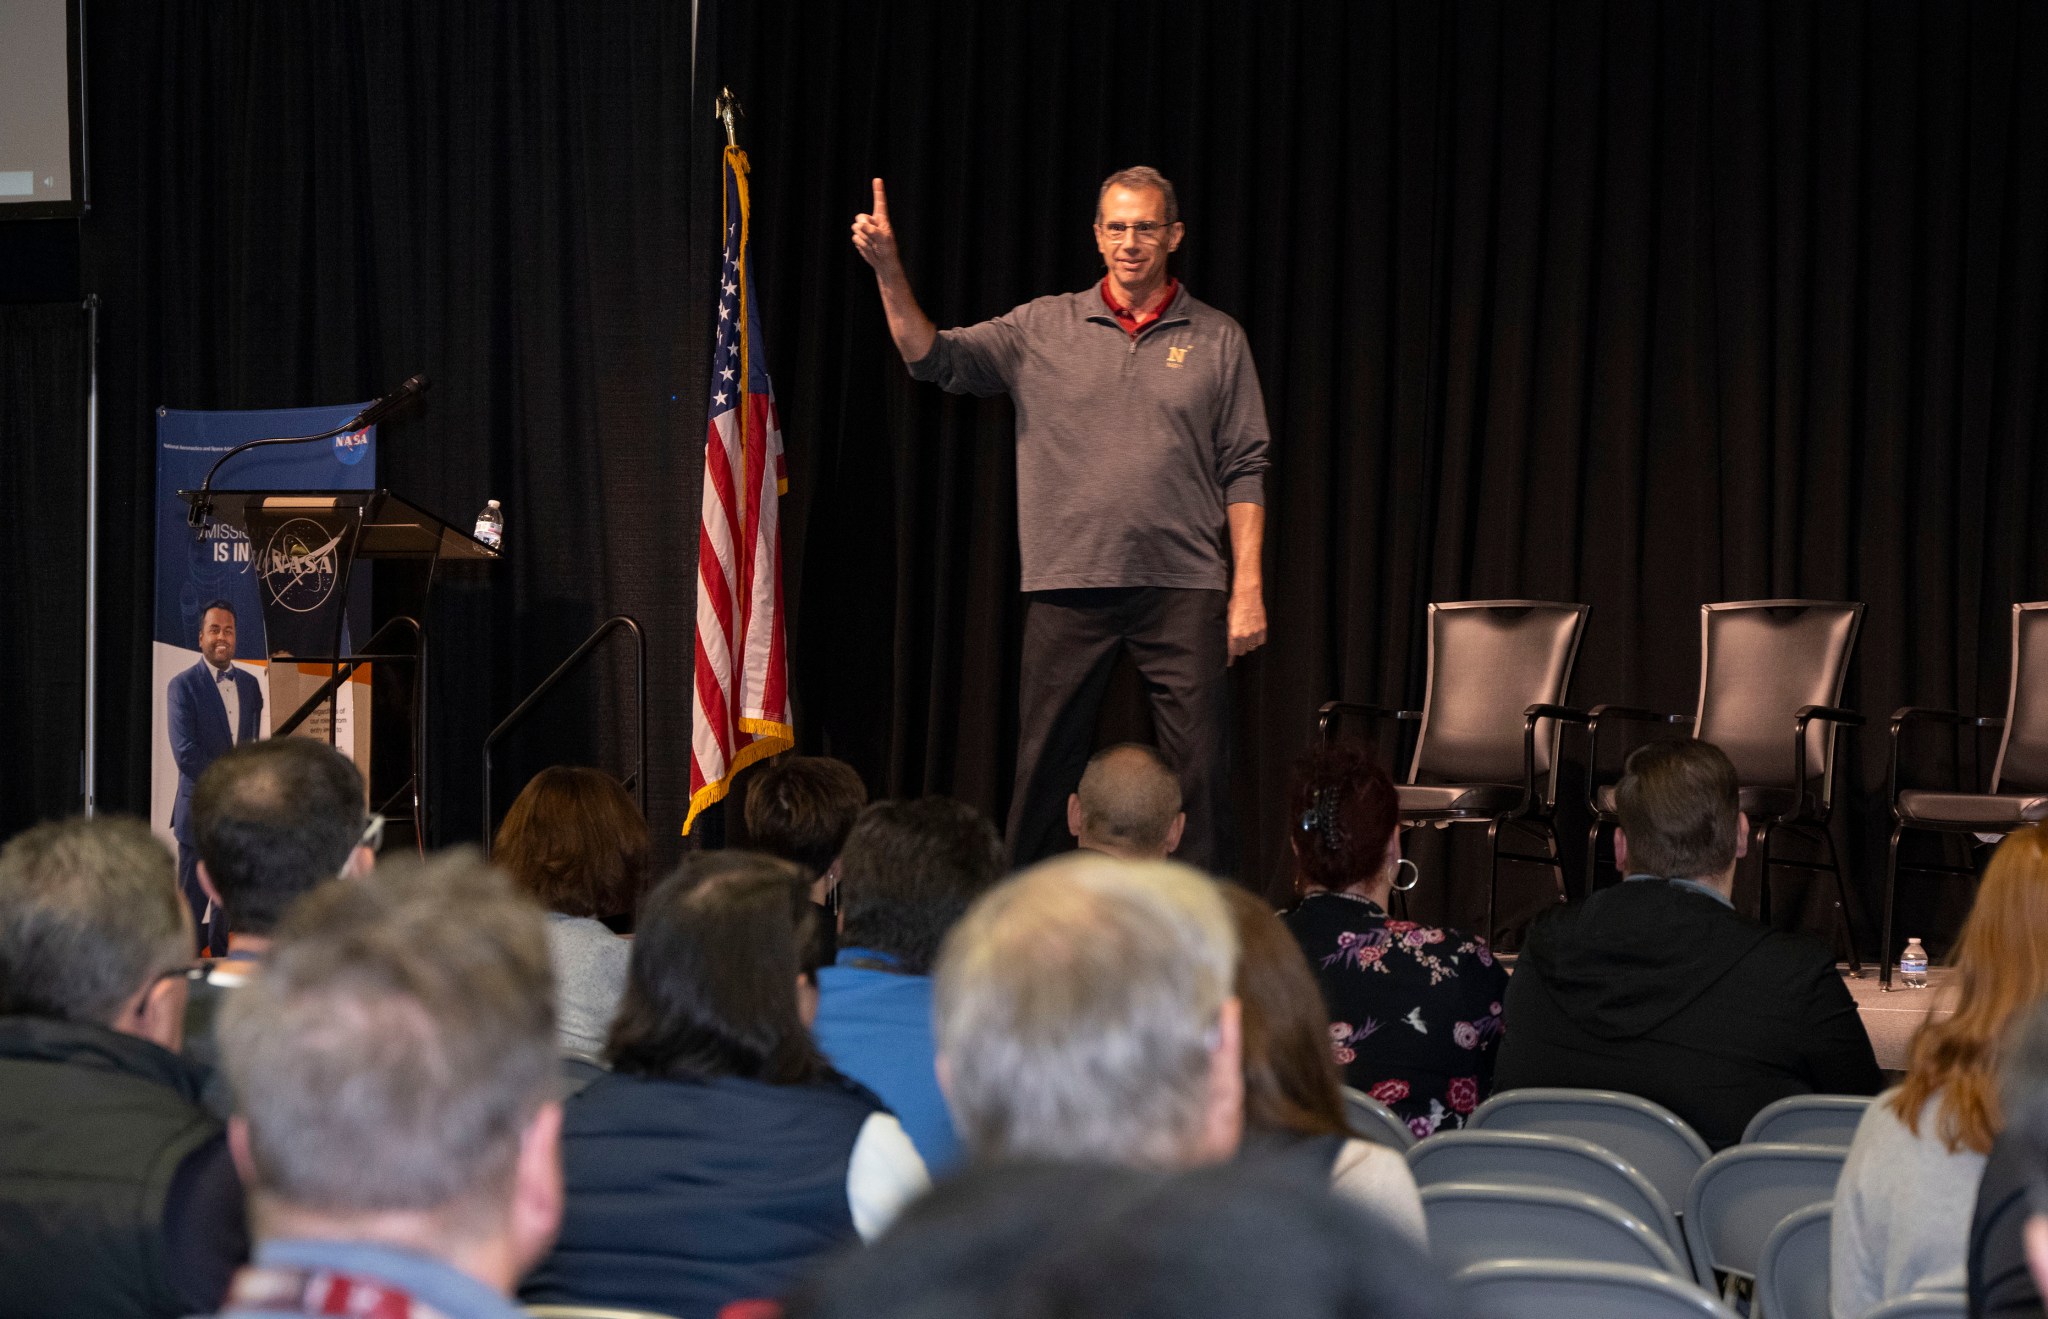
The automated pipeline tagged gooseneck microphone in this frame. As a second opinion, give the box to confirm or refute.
[187,375,430,529]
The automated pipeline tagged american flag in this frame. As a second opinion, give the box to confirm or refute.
[685,145,791,834]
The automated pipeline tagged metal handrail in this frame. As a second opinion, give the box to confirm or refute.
[274,615,424,737]
[481,615,647,852]
[273,615,430,850]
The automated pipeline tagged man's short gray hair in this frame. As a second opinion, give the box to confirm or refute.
[0,817,190,1025]
[933,855,1237,1167]
[1096,166,1179,225]
[219,851,555,1233]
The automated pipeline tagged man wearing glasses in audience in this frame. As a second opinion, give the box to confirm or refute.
[853,166,1271,876]
[0,817,248,1316]
[182,737,379,1108]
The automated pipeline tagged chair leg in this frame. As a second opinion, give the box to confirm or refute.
[1880,825,1903,991]
[1543,820,1568,907]
[1753,821,1774,924]
[1820,824,1862,977]
[1485,818,1503,948]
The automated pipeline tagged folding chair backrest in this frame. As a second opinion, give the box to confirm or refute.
[1694,601,1862,795]
[1861,1293,1968,1319]
[1421,1182,1685,1277]
[1754,1200,1832,1319]
[1468,1088,1712,1214]
[1453,1260,1739,1319]
[1682,1143,1847,1287]
[1992,602,2048,794]
[1409,600,1588,799]
[1741,1095,1870,1147]
[1405,1129,1682,1256]
[1342,1086,1417,1150]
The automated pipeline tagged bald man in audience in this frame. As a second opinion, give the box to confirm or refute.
[1067,743,1186,861]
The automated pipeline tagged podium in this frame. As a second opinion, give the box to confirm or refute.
[176,487,498,845]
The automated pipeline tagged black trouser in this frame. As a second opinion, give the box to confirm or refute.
[1007,587,1233,874]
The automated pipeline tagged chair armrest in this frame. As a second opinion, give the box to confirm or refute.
[1795,703,1865,728]
[1525,703,1592,724]
[1316,701,1422,745]
[1889,705,2002,733]
[1886,708,2002,806]
[1791,705,1863,805]
[1516,706,1591,817]
[1586,703,1694,727]
[1583,706,1694,818]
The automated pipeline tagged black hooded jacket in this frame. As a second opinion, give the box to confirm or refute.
[1493,878,1882,1149]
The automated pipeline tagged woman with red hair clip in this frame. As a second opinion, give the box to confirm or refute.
[1278,744,1509,1140]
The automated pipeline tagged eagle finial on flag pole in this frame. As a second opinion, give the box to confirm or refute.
[714,87,743,148]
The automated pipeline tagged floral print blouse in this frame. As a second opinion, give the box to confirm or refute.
[1279,890,1511,1139]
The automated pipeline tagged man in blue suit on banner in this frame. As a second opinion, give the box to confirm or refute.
[168,600,263,952]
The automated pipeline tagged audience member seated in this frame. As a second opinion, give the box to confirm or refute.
[1969,995,2048,1319]
[1278,744,1508,1138]
[185,737,373,1091]
[0,817,247,1317]
[210,852,559,1319]
[1218,885,1427,1244]
[934,853,1243,1168]
[1496,738,1882,1149]
[1834,826,2048,1317]
[523,852,929,1318]
[786,1160,1465,1319]
[1068,742,1186,860]
[491,766,649,1059]
[813,797,1003,1173]
[745,754,869,907]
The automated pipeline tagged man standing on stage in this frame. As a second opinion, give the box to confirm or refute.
[169,600,264,951]
[852,167,1270,874]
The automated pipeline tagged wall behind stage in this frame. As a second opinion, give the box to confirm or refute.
[703,0,2048,946]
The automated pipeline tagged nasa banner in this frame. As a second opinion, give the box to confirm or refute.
[150,405,376,861]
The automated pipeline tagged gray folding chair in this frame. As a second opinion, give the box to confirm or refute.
[1420,1182,1686,1277]
[1469,1088,1713,1217]
[1742,1095,1870,1147]
[1342,1085,1417,1150]
[1683,1144,1848,1290]
[1862,1293,1968,1319]
[1454,1260,1740,1319]
[1754,1200,1832,1319]
[1406,1129,1682,1257]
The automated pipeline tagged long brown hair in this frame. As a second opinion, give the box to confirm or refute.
[492,766,650,919]
[1219,885,1350,1139]
[1889,825,2048,1154]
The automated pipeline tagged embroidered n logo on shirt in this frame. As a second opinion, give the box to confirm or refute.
[1165,345,1190,368]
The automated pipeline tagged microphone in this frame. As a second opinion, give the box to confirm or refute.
[187,374,431,530]
[346,374,430,431]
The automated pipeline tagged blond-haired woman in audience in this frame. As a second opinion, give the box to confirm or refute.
[1832,825,2048,1317]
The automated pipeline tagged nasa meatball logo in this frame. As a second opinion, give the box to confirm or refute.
[333,427,370,465]
[261,519,344,614]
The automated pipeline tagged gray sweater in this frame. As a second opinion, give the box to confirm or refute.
[545,913,631,1059]
[908,284,1270,592]
[1830,1087,1987,1318]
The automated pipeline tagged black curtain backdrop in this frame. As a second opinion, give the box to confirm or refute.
[16,1,2048,956]
[0,304,88,838]
[705,0,2048,949]
[72,1,701,854]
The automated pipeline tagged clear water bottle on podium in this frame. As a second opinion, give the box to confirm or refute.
[1898,937,1929,989]
[472,499,504,550]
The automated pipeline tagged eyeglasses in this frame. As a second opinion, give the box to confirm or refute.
[352,813,386,866]
[1097,220,1173,242]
